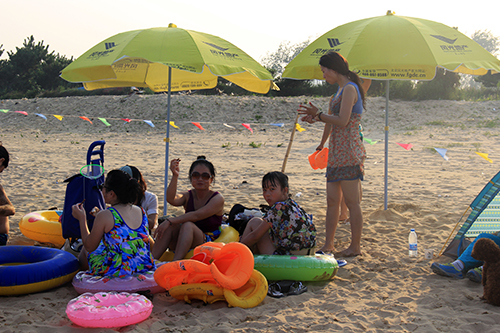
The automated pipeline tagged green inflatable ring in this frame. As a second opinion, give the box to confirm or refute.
[254,253,339,281]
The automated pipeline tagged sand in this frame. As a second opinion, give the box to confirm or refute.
[1,94,500,332]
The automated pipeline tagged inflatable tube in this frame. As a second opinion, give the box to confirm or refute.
[168,283,226,304]
[19,210,65,246]
[72,269,165,295]
[158,225,239,262]
[0,245,79,296]
[168,269,267,308]
[154,258,215,290]
[210,242,254,290]
[224,269,268,309]
[154,242,254,291]
[66,291,153,328]
[254,253,338,281]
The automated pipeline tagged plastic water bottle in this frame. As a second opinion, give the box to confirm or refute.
[408,229,418,258]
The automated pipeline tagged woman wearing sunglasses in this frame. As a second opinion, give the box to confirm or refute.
[152,156,224,261]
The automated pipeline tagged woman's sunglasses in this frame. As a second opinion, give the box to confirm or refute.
[191,172,211,180]
[98,184,109,191]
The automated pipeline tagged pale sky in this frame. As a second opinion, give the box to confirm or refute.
[2,0,499,62]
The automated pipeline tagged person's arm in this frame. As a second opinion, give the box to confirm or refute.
[240,218,271,247]
[299,86,358,127]
[0,184,15,216]
[155,193,225,240]
[166,159,187,206]
[317,122,332,150]
[72,203,110,252]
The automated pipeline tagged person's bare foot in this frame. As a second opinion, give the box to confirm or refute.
[335,248,362,257]
[318,245,336,253]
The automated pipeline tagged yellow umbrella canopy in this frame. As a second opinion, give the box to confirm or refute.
[61,24,275,215]
[61,24,274,94]
[282,11,500,210]
[283,11,500,80]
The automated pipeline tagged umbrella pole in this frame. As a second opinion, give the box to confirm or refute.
[281,113,300,173]
[164,66,172,216]
[384,80,390,210]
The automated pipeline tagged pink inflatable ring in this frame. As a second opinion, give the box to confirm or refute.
[66,291,153,328]
[72,270,164,295]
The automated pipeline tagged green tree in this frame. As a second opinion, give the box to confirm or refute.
[0,36,74,98]
[415,67,460,100]
[472,30,500,88]
[261,40,311,78]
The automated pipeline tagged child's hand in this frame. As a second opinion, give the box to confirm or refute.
[72,203,86,222]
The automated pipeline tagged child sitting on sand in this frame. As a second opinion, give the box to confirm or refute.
[240,171,316,255]
[72,169,156,276]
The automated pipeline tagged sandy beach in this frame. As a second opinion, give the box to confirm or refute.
[1,93,500,332]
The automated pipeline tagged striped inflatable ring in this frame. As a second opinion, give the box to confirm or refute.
[0,246,80,296]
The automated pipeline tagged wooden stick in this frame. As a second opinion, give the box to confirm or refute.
[281,113,300,173]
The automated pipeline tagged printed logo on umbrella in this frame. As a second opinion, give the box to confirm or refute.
[203,41,241,60]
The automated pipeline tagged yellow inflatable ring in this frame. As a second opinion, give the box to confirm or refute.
[224,269,268,309]
[19,210,65,246]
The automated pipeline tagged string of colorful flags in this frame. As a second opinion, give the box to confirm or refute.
[1,108,494,163]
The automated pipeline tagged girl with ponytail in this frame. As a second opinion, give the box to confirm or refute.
[298,51,366,257]
[72,169,156,275]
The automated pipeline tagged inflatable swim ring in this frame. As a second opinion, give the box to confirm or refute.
[72,263,165,295]
[254,253,339,281]
[158,225,239,262]
[154,242,254,290]
[19,210,65,246]
[66,291,152,328]
[168,269,268,308]
[0,245,79,296]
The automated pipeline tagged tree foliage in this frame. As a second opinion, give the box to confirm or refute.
[471,30,500,88]
[0,36,75,98]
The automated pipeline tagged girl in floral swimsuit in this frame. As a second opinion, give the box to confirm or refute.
[72,170,155,276]
[240,171,316,255]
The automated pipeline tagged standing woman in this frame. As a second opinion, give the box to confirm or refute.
[152,156,224,261]
[298,51,366,257]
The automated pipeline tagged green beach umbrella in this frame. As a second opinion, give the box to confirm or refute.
[282,11,500,209]
[61,24,275,215]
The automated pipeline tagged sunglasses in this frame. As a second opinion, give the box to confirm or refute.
[98,184,110,191]
[191,172,211,180]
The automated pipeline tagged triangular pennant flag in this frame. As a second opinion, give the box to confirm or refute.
[35,113,47,120]
[476,152,493,163]
[79,116,93,124]
[98,117,111,126]
[223,123,235,129]
[434,148,449,161]
[144,120,155,128]
[14,111,28,116]
[242,123,253,133]
[295,123,306,132]
[192,122,205,130]
[270,123,285,127]
[396,142,413,150]
[0,109,8,113]
[53,115,63,121]
[363,138,378,145]
[168,121,179,129]
[121,118,131,123]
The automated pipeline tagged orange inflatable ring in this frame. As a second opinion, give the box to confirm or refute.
[158,225,239,262]
[154,242,254,291]
[19,210,65,246]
